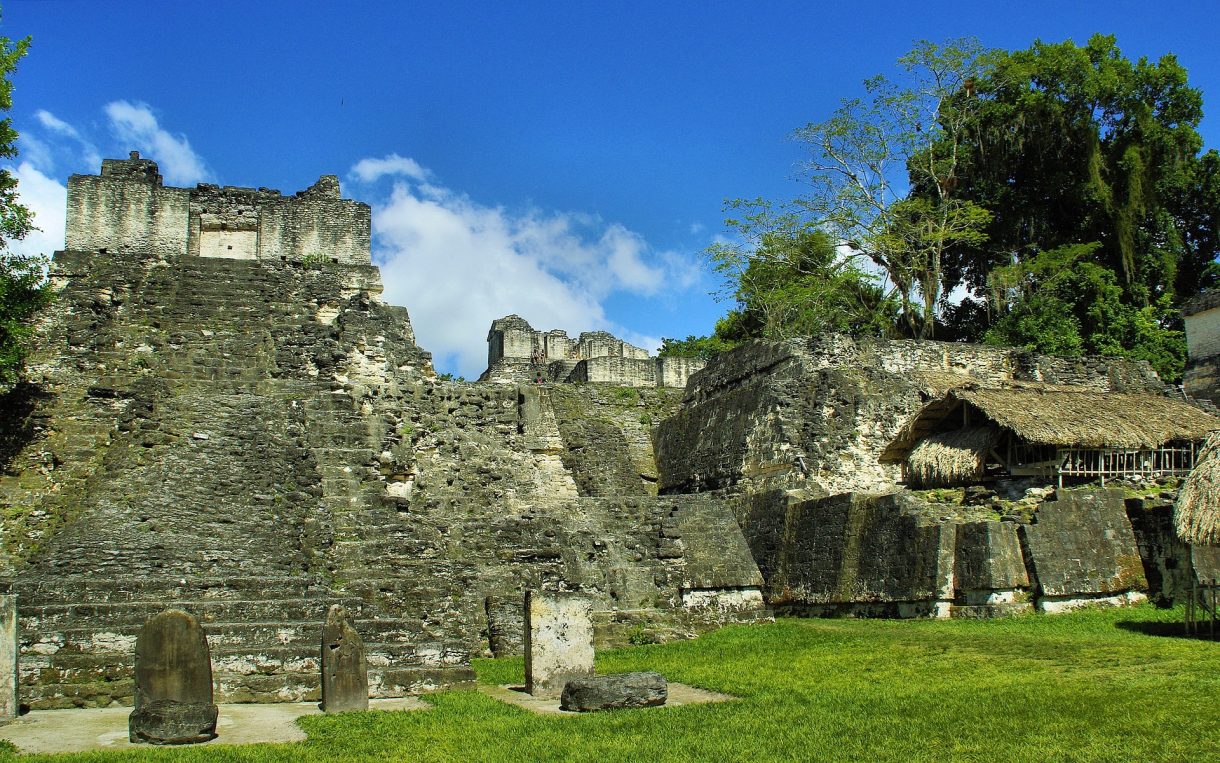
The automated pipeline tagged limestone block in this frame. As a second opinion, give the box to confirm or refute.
[524,591,594,698]
[129,609,218,745]
[954,521,1030,603]
[560,672,667,712]
[1022,489,1147,611]
[748,491,957,616]
[0,595,16,721]
[320,604,369,713]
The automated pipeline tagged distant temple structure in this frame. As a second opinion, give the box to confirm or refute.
[67,151,371,265]
[1183,291,1220,406]
[478,315,704,387]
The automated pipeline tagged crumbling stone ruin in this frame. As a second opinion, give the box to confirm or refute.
[1,154,1216,711]
[479,314,704,387]
[654,336,1216,616]
[0,155,765,709]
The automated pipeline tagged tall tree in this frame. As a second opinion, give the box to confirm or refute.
[706,199,896,342]
[934,34,1217,379]
[0,23,49,389]
[791,39,993,338]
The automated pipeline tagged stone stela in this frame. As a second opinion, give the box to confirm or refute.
[128,610,218,745]
[523,591,594,698]
[320,604,369,713]
[0,595,16,721]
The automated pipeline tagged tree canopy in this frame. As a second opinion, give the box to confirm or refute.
[659,200,896,359]
[689,35,1218,381]
[926,34,1215,379]
[0,24,51,389]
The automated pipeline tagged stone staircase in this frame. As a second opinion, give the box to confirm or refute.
[7,574,474,709]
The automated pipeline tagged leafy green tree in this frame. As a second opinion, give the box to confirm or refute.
[706,199,897,340]
[983,243,1185,378]
[0,25,49,389]
[657,334,737,360]
[791,39,994,338]
[934,34,1216,379]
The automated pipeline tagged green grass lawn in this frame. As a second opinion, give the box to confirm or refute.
[9,605,1218,762]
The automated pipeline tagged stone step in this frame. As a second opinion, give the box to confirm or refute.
[23,620,433,659]
[21,663,477,710]
[17,597,373,629]
[5,576,338,605]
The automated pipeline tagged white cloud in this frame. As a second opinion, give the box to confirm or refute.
[359,155,699,378]
[17,133,53,173]
[36,109,80,139]
[351,153,428,183]
[34,109,101,170]
[4,162,67,258]
[104,101,209,185]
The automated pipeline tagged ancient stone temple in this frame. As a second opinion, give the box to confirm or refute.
[3,153,1215,711]
[0,155,766,709]
[479,314,704,388]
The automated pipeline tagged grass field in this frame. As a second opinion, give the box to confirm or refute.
[7,605,1218,762]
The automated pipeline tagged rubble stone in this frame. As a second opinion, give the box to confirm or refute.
[560,672,667,712]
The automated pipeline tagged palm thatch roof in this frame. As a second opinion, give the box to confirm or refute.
[1175,431,1220,546]
[882,384,1220,463]
[906,426,998,488]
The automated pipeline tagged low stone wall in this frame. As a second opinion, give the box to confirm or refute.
[735,487,1150,618]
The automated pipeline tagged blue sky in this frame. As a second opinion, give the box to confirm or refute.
[4,1,1220,378]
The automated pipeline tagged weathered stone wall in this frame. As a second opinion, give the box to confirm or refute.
[1022,489,1148,613]
[66,155,370,265]
[733,487,1149,618]
[1183,355,1220,407]
[657,341,925,496]
[738,491,957,618]
[1184,292,1220,358]
[658,337,1167,499]
[545,384,681,497]
[66,157,191,256]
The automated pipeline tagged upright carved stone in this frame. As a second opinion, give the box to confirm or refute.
[128,610,218,745]
[320,604,368,713]
[524,591,594,698]
[0,595,17,721]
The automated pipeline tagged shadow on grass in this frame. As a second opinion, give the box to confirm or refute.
[1114,619,1219,640]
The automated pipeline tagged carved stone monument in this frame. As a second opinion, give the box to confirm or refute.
[523,591,594,698]
[128,609,218,745]
[320,604,369,713]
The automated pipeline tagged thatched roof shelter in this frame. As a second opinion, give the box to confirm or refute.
[1175,431,1220,546]
[905,426,997,488]
[882,384,1220,464]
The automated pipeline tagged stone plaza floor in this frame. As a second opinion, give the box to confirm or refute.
[0,697,429,754]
